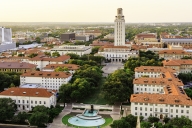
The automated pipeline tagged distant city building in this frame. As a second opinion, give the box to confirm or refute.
[0,87,57,111]
[161,38,192,48]
[114,8,125,46]
[0,27,16,52]
[75,35,89,42]
[50,45,92,57]
[60,33,75,42]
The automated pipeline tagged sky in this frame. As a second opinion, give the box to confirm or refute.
[0,0,192,23]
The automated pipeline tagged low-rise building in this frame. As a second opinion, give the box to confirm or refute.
[134,66,176,78]
[20,71,72,90]
[50,45,92,57]
[163,60,192,73]
[159,50,190,60]
[28,55,70,70]
[97,46,138,62]
[0,87,57,111]
[42,64,80,74]
[0,61,37,73]
[134,33,157,43]
[60,33,75,42]
[131,66,192,120]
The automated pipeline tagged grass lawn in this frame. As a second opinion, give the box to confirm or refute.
[78,78,110,105]
[62,113,113,128]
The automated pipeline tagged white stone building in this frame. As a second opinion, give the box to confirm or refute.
[0,87,57,111]
[50,45,92,57]
[131,94,192,119]
[131,66,192,120]
[20,71,72,90]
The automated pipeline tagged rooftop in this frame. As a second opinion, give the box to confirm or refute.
[0,87,55,98]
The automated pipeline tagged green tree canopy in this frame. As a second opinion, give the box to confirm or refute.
[0,98,16,122]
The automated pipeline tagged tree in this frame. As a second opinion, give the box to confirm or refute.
[18,53,24,57]
[44,52,51,57]
[66,53,80,59]
[12,112,28,124]
[110,119,131,128]
[10,83,15,87]
[148,116,160,123]
[29,112,48,127]
[55,66,69,72]
[141,121,152,128]
[59,83,72,107]
[103,69,133,103]
[28,53,38,58]
[52,51,60,57]
[91,46,100,54]
[0,98,16,122]
[35,37,41,43]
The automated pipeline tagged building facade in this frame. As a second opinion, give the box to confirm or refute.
[131,66,192,120]
[163,60,192,73]
[159,50,190,60]
[0,87,57,111]
[50,45,92,57]
[20,71,72,90]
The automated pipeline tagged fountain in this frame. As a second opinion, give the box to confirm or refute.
[68,105,105,127]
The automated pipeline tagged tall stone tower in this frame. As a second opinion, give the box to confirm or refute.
[114,8,125,46]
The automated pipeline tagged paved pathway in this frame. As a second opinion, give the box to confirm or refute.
[48,103,73,128]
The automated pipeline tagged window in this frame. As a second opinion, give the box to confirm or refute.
[31,101,33,104]
[181,110,183,113]
[140,113,142,116]
[135,112,137,115]
[140,107,142,111]
[145,108,147,111]
[145,113,147,116]
[23,100,24,103]
[150,108,152,111]
[160,108,163,112]
[155,108,157,111]
[44,101,46,104]
[176,109,178,113]
[187,110,189,114]
[39,101,41,104]
[35,101,37,104]
[165,109,168,112]
[135,107,137,110]
[171,109,173,113]
[27,100,29,103]
[18,100,20,103]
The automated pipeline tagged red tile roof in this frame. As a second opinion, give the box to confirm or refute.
[0,87,55,98]
[21,71,72,78]
[0,62,36,69]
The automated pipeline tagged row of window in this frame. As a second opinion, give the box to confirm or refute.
[135,107,189,113]
[17,100,46,105]
[134,103,190,108]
